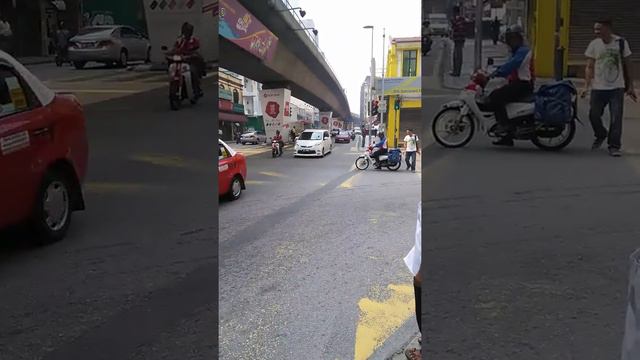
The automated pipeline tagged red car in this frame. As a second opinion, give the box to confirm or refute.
[335,130,351,143]
[0,52,88,244]
[218,139,246,200]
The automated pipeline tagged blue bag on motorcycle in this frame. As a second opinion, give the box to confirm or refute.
[388,148,401,163]
[534,80,576,124]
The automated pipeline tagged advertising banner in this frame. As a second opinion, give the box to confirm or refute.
[331,119,344,130]
[143,0,217,63]
[259,88,291,141]
[375,77,421,95]
[319,111,332,130]
[219,0,279,62]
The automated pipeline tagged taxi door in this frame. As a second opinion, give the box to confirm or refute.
[0,65,52,227]
[218,142,234,196]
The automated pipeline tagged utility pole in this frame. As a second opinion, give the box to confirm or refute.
[474,0,483,71]
[381,28,386,142]
[554,0,564,80]
[363,25,374,146]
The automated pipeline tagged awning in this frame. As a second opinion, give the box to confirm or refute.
[219,111,247,123]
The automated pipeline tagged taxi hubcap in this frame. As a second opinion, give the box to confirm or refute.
[43,181,69,231]
[232,179,241,197]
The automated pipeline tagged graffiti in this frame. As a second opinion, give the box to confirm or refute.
[236,14,251,33]
[83,12,115,26]
[249,34,273,59]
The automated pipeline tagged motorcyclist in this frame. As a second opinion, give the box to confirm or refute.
[273,130,284,155]
[488,25,535,146]
[171,22,204,98]
[371,132,388,169]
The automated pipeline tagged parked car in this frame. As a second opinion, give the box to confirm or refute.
[219,139,246,200]
[240,130,267,144]
[427,14,450,36]
[335,131,351,143]
[0,51,88,244]
[68,25,151,69]
[294,129,333,157]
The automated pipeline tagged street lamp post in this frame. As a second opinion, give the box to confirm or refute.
[474,0,483,70]
[363,25,374,146]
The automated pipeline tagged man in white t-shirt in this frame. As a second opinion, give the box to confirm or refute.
[404,203,422,359]
[581,18,636,157]
[404,129,420,172]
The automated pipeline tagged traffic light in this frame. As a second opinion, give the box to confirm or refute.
[371,100,379,116]
[394,98,401,110]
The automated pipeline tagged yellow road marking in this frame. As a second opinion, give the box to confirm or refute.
[245,180,267,185]
[259,171,285,178]
[131,154,209,172]
[354,284,415,360]
[85,182,161,193]
[339,172,361,189]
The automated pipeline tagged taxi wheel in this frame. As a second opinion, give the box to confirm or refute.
[229,175,243,201]
[31,170,73,245]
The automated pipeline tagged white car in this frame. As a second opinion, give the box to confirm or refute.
[240,130,267,144]
[294,129,333,157]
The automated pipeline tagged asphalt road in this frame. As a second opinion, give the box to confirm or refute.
[0,83,217,359]
[422,56,640,358]
[219,142,421,359]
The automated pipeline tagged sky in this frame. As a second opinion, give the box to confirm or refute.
[294,0,421,115]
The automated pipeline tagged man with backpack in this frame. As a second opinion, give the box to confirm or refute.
[581,18,636,157]
[404,129,420,172]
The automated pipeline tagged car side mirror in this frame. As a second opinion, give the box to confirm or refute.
[487,57,494,66]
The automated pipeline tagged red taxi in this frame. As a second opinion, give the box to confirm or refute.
[0,51,88,244]
[219,139,246,200]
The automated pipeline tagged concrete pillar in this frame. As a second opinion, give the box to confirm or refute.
[258,87,292,142]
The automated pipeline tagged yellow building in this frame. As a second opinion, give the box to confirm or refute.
[528,0,640,78]
[383,37,421,148]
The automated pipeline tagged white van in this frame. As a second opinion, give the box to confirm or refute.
[294,129,333,157]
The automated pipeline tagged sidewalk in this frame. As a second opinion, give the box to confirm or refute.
[388,335,420,360]
[439,39,509,90]
[17,56,54,65]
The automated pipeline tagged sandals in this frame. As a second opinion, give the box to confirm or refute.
[405,348,421,360]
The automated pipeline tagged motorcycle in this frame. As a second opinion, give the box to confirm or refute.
[272,140,283,158]
[162,46,200,111]
[355,145,402,171]
[431,63,579,151]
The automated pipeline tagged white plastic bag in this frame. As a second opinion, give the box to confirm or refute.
[621,249,640,360]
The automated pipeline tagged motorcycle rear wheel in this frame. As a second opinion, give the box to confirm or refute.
[355,156,370,170]
[531,120,576,151]
[387,161,401,171]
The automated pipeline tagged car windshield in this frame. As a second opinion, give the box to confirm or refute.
[431,19,448,25]
[339,132,349,135]
[78,27,114,35]
[300,132,322,140]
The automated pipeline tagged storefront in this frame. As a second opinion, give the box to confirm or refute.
[0,0,81,57]
[219,99,246,141]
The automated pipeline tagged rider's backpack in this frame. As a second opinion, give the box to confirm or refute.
[534,81,576,124]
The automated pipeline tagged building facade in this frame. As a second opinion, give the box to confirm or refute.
[219,68,246,141]
[383,37,421,148]
[0,0,83,57]
[528,0,640,79]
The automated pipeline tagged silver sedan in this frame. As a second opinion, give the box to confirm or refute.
[68,25,151,69]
